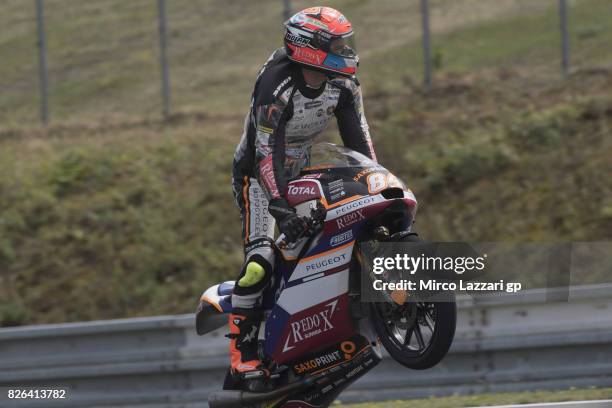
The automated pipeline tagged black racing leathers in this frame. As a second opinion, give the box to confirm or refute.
[230,48,376,310]
[232,48,377,214]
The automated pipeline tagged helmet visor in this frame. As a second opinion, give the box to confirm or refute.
[329,33,357,59]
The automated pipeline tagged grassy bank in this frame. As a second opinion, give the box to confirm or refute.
[1,66,610,327]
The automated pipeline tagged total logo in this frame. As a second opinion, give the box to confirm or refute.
[283,299,338,352]
[288,185,316,195]
[336,209,365,229]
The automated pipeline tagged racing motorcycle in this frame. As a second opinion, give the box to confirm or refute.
[196,143,456,408]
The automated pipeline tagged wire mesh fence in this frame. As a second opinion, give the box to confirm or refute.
[1,0,610,125]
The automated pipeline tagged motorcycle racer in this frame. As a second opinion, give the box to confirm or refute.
[228,6,377,382]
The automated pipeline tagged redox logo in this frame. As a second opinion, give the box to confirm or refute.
[283,299,338,352]
[336,210,365,229]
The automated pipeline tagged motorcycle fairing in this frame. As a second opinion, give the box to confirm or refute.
[201,281,234,312]
[289,334,371,376]
[286,179,324,207]
[265,187,416,363]
[196,281,234,335]
[287,241,355,284]
[264,270,355,363]
[275,335,381,408]
[195,188,416,337]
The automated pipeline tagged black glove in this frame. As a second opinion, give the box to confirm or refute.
[278,213,307,242]
[268,198,307,243]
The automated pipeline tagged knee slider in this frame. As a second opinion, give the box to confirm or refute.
[238,261,266,287]
[234,255,272,296]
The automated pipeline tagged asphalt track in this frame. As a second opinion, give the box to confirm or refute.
[471,400,612,408]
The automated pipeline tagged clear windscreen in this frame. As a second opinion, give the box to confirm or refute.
[300,143,378,171]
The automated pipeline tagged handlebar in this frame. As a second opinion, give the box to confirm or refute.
[276,201,327,250]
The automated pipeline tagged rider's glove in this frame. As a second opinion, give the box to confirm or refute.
[268,198,307,243]
[279,213,307,242]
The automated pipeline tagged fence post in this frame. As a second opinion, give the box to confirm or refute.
[559,0,570,78]
[35,0,49,124]
[283,0,292,21]
[420,0,432,89]
[157,0,171,119]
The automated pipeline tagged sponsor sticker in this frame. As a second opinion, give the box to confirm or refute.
[283,300,338,352]
[293,349,343,374]
[334,196,376,215]
[304,16,329,30]
[293,47,323,65]
[288,185,316,195]
[259,157,279,198]
[330,230,353,247]
[257,125,273,134]
[285,28,310,47]
[290,335,371,377]
[328,178,345,201]
[272,76,292,97]
[304,252,348,272]
[335,209,365,229]
[286,180,321,207]
[366,172,387,194]
[353,167,379,181]
[305,100,323,109]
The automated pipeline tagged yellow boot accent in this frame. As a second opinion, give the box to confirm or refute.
[238,262,266,287]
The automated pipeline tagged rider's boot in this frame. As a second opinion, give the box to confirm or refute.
[228,309,269,391]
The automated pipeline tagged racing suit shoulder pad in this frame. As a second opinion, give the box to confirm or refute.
[254,55,295,107]
[329,75,360,92]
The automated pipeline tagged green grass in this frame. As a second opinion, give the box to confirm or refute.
[0,1,612,326]
[0,118,245,325]
[340,387,612,407]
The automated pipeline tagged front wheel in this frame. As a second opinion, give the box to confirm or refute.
[370,292,456,370]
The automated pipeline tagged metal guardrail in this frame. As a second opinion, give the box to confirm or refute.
[1,284,611,407]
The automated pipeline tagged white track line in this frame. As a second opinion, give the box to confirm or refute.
[469,400,612,408]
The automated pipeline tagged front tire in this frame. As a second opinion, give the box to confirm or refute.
[368,232,456,369]
[370,295,456,369]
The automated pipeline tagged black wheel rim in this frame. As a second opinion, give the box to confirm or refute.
[376,301,438,356]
